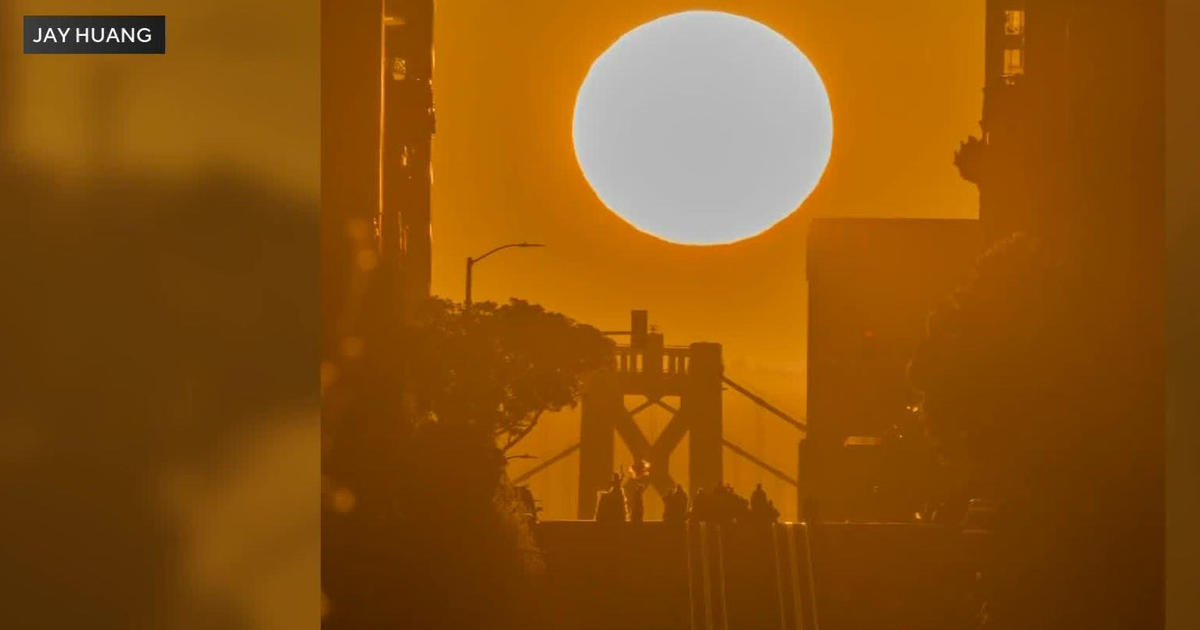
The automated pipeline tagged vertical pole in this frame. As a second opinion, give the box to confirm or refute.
[578,368,619,519]
[687,343,723,497]
[464,257,472,306]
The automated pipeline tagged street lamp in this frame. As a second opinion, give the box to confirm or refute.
[465,242,545,307]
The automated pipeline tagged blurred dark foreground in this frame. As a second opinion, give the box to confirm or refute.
[0,159,319,629]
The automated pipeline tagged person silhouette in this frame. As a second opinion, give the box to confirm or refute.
[594,472,626,524]
[623,460,651,523]
[750,483,780,525]
[516,484,540,525]
[663,484,689,524]
[690,488,705,522]
[751,483,768,512]
[707,484,748,524]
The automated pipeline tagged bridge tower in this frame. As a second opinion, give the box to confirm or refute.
[577,311,724,519]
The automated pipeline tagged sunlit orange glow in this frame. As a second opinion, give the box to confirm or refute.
[429,1,984,520]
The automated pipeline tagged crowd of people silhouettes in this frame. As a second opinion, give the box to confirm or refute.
[594,461,781,526]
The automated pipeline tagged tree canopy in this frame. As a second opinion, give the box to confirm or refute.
[909,233,1071,503]
[405,298,615,450]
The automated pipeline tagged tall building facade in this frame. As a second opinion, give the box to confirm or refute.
[953,4,1164,628]
[956,1,1068,241]
[323,0,434,356]
[957,0,1163,259]
[381,0,435,311]
[956,0,1164,465]
[321,2,435,627]
[802,219,982,521]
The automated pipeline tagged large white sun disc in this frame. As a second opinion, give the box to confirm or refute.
[573,11,833,245]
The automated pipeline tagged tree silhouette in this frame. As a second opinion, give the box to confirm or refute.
[909,233,1070,506]
[406,298,615,451]
[324,298,613,629]
[907,233,1157,630]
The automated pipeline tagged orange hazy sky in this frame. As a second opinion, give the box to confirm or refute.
[431,1,983,517]
[431,0,981,362]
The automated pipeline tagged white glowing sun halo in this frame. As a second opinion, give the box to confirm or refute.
[573,11,834,245]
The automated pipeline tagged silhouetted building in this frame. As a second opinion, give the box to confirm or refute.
[323,0,434,340]
[954,4,1165,628]
[801,218,981,521]
[957,0,1163,259]
[322,3,436,628]
[956,1,1038,240]
[381,0,435,310]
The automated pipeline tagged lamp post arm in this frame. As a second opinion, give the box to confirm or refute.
[473,242,527,263]
[464,242,545,307]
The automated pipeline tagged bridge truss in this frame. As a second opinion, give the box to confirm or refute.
[512,311,806,519]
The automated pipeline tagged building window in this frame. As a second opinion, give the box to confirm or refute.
[392,57,407,81]
[1004,9,1025,35]
[1003,48,1024,78]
